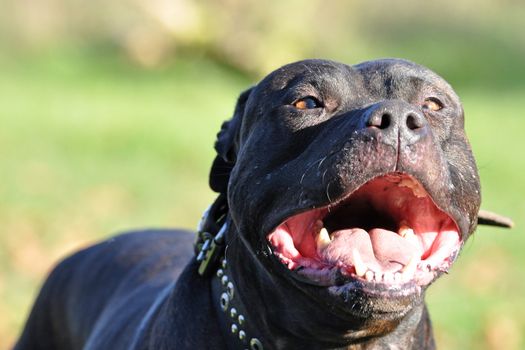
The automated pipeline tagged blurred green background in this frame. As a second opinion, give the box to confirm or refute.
[1,0,523,348]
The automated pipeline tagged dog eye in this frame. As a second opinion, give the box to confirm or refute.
[422,98,443,112]
[293,96,323,110]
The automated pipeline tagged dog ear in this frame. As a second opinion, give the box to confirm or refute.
[477,209,514,228]
[209,87,253,193]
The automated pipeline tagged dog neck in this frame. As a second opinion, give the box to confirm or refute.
[195,203,434,349]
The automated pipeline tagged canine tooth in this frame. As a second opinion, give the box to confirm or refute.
[352,249,367,277]
[401,254,419,278]
[365,270,374,281]
[422,231,460,269]
[398,225,415,238]
[316,227,331,252]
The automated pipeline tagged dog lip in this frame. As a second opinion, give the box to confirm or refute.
[265,171,463,241]
[265,256,422,318]
[327,280,422,319]
[328,278,421,299]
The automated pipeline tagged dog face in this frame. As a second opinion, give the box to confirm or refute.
[212,59,481,320]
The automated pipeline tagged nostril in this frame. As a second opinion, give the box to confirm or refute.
[406,113,422,130]
[368,112,391,130]
[379,113,391,129]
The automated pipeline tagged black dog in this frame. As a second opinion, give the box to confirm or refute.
[15,59,512,350]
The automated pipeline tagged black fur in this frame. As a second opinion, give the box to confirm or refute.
[15,59,482,349]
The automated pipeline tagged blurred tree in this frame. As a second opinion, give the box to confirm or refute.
[1,0,524,83]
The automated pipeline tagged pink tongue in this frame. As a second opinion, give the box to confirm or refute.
[368,228,418,266]
[320,228,420,272]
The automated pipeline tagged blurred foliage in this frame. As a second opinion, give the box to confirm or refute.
[2,0,525,86]
[1,0,524,349]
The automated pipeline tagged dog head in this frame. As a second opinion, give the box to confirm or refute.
[209,59,481,335]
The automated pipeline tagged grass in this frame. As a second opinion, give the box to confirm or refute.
[1,51,523,349]
[0,50,250,346]
[427,88,525,350]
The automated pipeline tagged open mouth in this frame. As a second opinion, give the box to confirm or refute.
[267,173,461,289]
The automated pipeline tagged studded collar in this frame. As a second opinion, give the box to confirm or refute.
[194,199,265,350]
[211,256,264,350]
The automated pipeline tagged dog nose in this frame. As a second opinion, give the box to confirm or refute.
[363,100,427,145]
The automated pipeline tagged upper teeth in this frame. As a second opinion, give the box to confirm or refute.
[316,226,332,253]
[398,225,415,238]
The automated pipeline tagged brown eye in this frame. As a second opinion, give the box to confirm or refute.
[422,98,443,112]
[293,96,322,110]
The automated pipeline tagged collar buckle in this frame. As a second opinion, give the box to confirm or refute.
[194,194,228,277]
[196,223,227,277]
